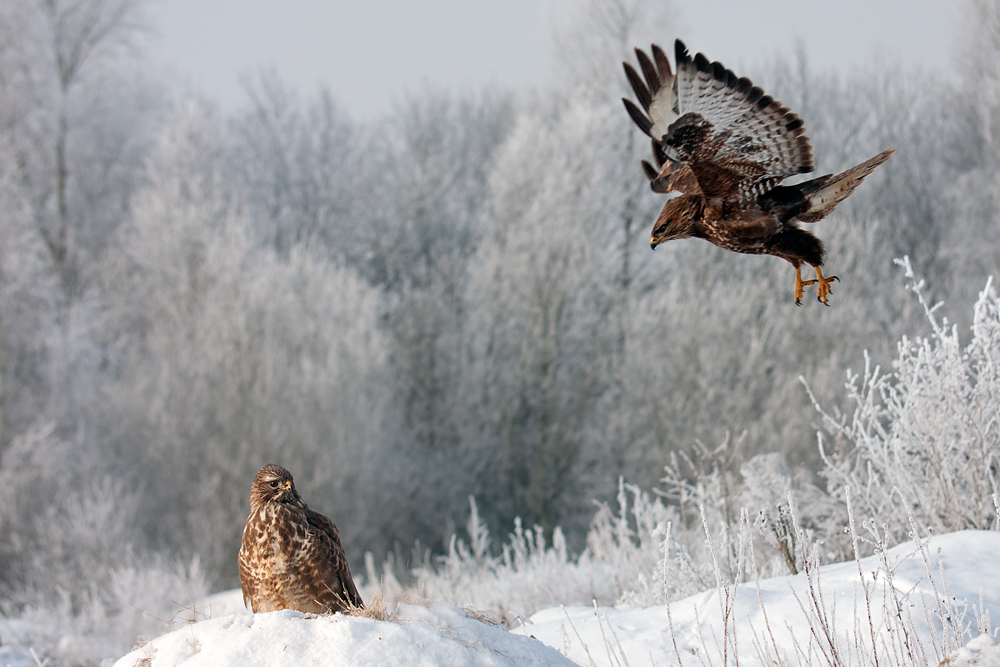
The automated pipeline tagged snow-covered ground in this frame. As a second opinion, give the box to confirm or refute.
[518,530,1000,666]
[106,530,1000,667]
[112,602,574,667]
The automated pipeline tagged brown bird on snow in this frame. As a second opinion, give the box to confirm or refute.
[622,39,894,305]
[238,464,363,614]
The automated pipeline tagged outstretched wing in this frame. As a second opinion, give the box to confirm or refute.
[623,40,814,200]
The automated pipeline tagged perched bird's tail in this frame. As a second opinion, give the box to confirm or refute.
[795,147,895,222]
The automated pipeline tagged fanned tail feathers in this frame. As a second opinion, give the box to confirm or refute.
[798,148,895,222]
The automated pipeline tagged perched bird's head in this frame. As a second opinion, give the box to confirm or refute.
[650,196,700,249]
[249,464,304,510]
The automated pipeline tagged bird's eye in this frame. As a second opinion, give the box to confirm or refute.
[268,480,278,489]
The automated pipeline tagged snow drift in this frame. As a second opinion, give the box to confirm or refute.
[517,530,1000,667]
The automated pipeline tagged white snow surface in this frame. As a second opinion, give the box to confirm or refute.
[515,530,1000,667]
[108,531,1000,667]
[112,602,575,667]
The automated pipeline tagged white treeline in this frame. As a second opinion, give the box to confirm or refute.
[0,0,999,660]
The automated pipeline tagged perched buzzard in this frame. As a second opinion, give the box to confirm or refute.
[622,40,894,304]
[238,464,363,614]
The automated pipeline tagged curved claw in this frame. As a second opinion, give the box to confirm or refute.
[814,267,838,305]
[795,267,840,305]
[794,266,807,305]
[825,275,840,297]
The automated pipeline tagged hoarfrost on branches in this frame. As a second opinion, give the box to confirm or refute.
[806,257,1000,540]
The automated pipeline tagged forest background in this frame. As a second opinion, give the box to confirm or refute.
[1,0,999,639]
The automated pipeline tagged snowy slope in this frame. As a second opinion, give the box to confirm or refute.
[515,530,1000,667]
[112,602,575,667]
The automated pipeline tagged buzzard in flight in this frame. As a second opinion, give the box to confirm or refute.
[622,40,893,304]
[238,464,363,614]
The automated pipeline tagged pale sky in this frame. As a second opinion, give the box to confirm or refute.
[146,0,961,119]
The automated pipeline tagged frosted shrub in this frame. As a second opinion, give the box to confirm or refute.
[391,443,847,621]
[657,437,842,583]
[106,556,208,650]
[586,478,731,608]
[586,480,679,599]
[5,555,208,667]
[807,258,1000,541]
[372,469,821,619]
[367,487,680,622]
[0,424,208,665]
[399,497,619,623]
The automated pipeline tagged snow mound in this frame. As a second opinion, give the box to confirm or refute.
[516,530,1000,667]
[941,635,1000,667]
[112,602,575,667]
[942,634,1000,667]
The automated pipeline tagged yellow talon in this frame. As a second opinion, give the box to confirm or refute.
[795,266,839,305]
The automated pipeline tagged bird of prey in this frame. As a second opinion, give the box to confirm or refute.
[622,40,893,304]
[238,464,363,614]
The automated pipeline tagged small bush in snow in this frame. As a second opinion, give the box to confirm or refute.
[806,258,1000,543]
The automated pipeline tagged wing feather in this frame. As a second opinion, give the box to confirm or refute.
[672,39,814,191]
[623,63,652,111]
[238,517,259,611]
[651,44,672,83]
[623,97,653,136]
[624,39,815,199]
[305,509,364,608]
[635,48,661,96]
[621,45,678,143]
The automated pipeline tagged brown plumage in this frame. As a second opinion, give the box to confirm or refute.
[238,464,362,614]
[623,40,894,305]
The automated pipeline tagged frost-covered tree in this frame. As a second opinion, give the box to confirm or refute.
[462,99,625,537]
[100,103,401,581]
[549,0,672,103]
[957,0,1000,169]
[228,71,358,255]
[378,90,516,455]
[5,0,156,301]
[929,0,1000,315]
[0,0,162,451]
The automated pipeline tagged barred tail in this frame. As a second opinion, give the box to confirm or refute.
[798,147,895,223]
